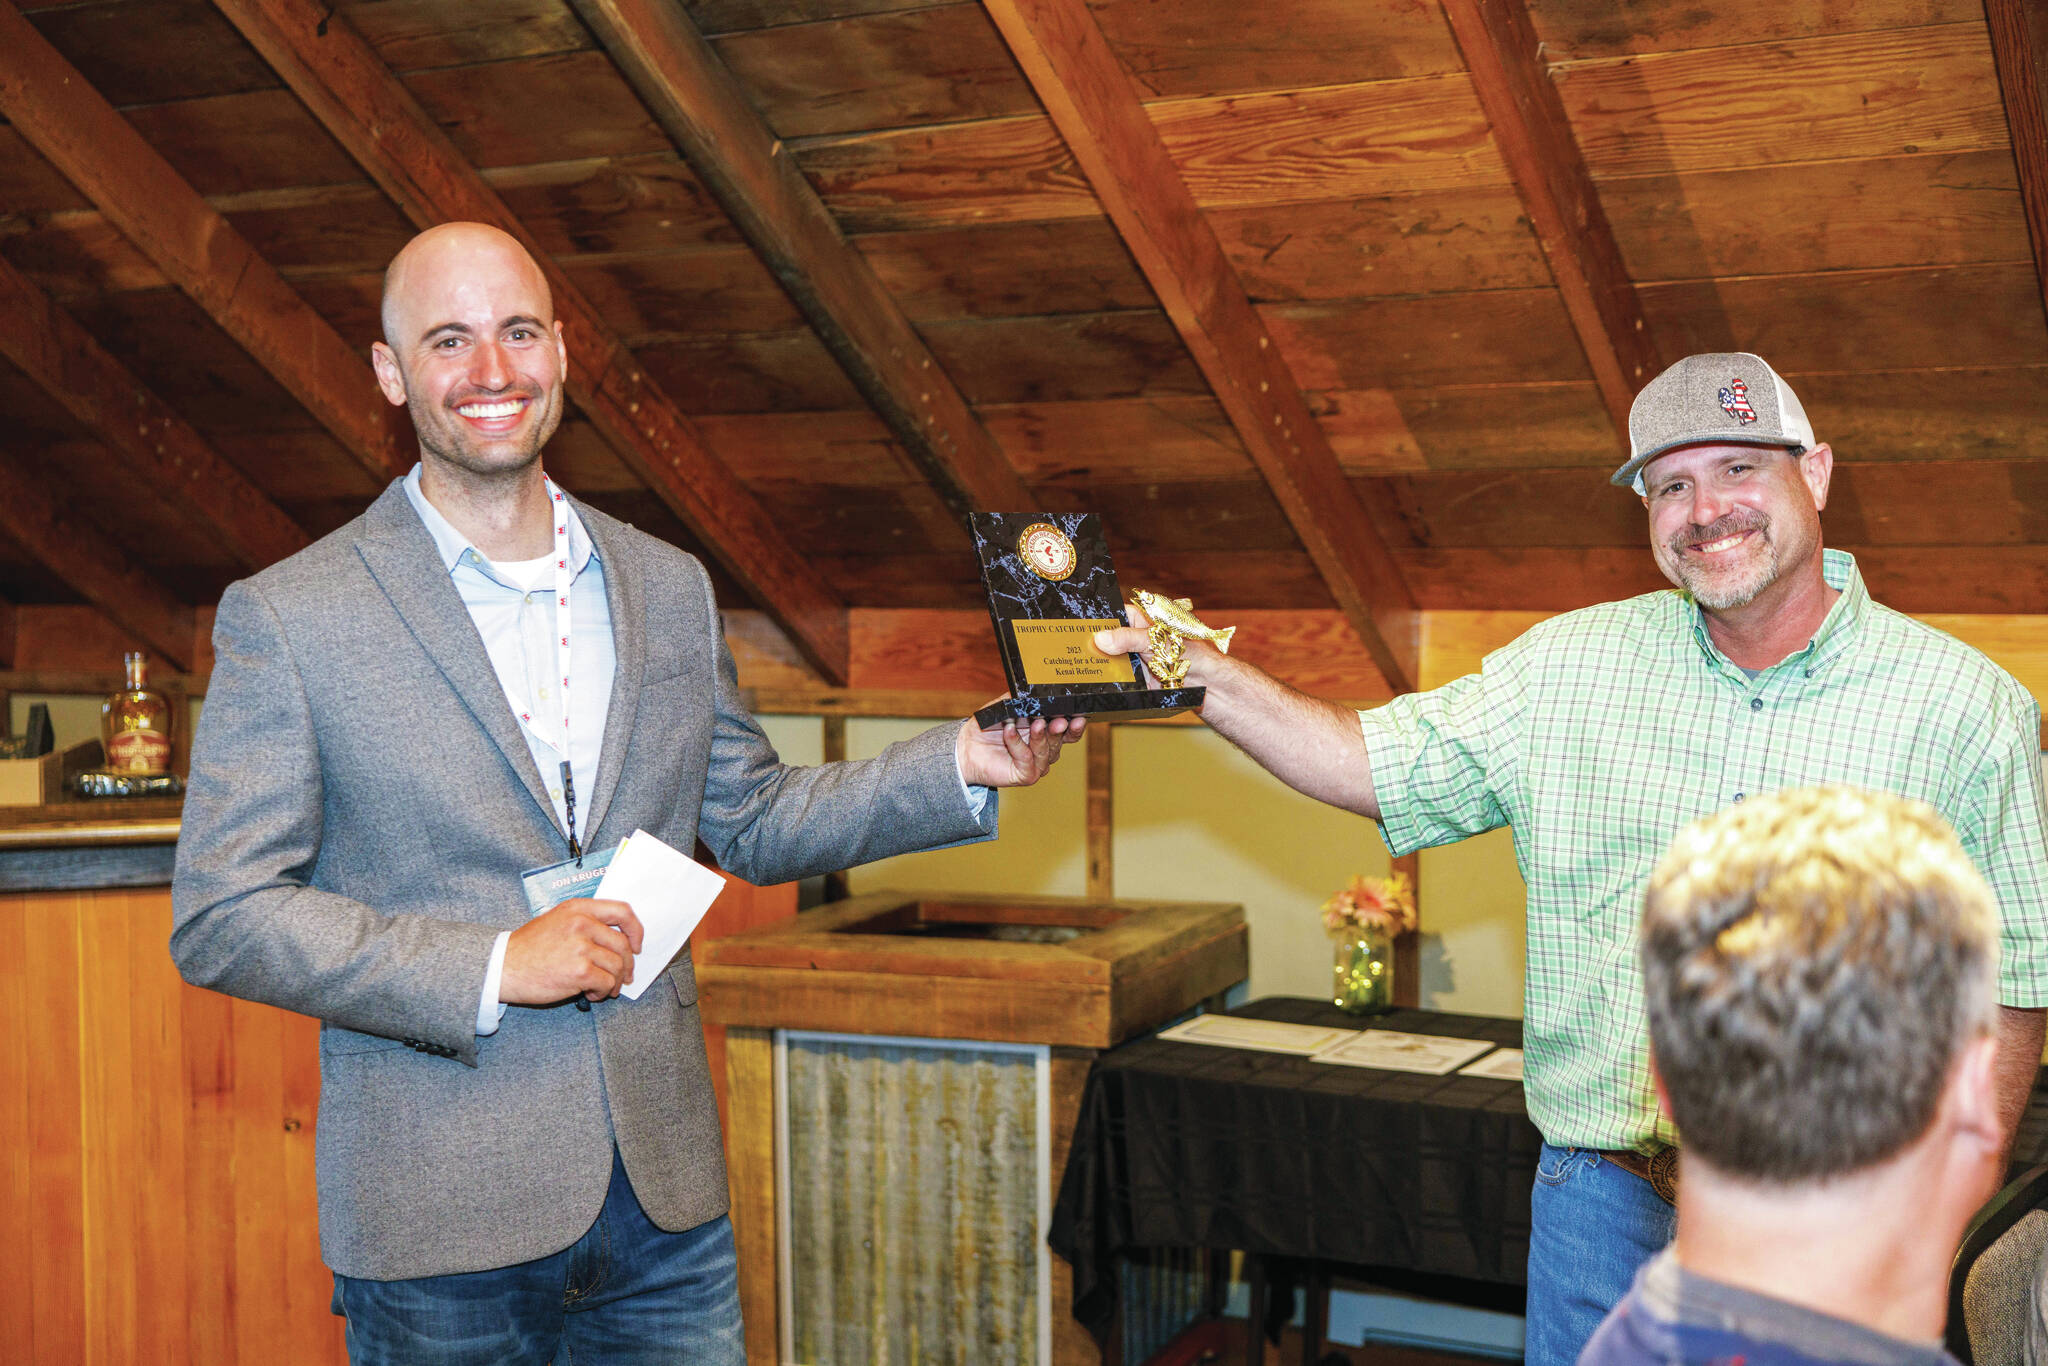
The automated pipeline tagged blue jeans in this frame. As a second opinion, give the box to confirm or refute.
[1524,1143,1676,1366]
[333,1151,744,1366]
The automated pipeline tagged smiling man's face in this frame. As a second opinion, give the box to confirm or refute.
[1640,441,1832,612]
[371,223,567,482]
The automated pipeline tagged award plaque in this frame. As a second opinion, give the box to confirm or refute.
[969,512,1204,730]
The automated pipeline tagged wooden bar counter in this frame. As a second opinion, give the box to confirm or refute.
[0,799,347,1365]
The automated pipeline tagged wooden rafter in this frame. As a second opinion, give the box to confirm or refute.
[980,0,1420,692]
[0,453,194,671]
[569,0,1035,524]
[0,4,409,488]
[0,256,310,575]
[211,0,851,683]
[1441,0,1663,439]
[1984,0,2048,333]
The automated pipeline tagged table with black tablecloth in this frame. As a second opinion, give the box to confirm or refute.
[1048,998,1540,1344]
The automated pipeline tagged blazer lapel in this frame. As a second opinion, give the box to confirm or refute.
[580,496,642,843]
[354,482,560,834]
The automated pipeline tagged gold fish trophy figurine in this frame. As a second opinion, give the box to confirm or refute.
[1132,590,1234,689]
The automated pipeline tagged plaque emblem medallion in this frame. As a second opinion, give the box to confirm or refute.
[1016,522,1077,582]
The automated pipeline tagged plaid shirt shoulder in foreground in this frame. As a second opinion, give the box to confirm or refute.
[1358,549,2048,1151]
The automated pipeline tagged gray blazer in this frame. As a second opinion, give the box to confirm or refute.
[171,480,994,1280]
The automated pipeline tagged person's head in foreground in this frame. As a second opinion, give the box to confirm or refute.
[1582,784,2004,1366]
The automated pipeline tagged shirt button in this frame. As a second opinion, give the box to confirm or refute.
[1750,697,1763,711]
[539,685,550,699]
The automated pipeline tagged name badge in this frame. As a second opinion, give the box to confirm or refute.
[520,841,622,917]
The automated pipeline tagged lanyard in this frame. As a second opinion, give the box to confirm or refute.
[512,475,581,859]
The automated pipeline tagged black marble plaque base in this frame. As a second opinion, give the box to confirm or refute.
[973,686,1204,731]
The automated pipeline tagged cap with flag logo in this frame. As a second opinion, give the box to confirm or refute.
[1614,352,1816,494]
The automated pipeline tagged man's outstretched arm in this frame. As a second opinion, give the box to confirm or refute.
[1093,612,1381,819]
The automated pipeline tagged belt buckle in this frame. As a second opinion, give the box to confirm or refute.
[1646,1146,1679,1204]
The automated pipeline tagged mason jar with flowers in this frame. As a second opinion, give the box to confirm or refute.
[1321,872,1416,1016]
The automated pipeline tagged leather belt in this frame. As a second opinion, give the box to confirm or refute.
[1599,1146,1679,1205]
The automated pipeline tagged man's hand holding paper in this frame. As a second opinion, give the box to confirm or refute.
[502,897,644,1005]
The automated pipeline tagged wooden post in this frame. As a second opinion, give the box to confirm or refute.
[819,715,852,904]
[1085,725,1113,901]
[1393,851,1421,1009]
[723,1026,779,1366]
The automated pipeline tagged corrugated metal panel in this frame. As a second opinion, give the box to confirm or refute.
[1119,1246,1207,1364]
[783,1035,1040,1366]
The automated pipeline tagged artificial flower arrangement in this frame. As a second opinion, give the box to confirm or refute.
[1320,871,1417,940]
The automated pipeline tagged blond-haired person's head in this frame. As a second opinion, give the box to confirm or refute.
[1642,784,1999,1183]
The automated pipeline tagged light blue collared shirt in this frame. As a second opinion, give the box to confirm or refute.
[404,467,615,1034]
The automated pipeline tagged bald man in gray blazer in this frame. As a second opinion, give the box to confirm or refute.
[170,222,1080,1366]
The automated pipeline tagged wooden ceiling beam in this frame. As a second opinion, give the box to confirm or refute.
[1983,0,2048,334]
[0,5,409,488]
[0,452,195,672]
[1440,0,1662,441]
[569,0,1034,523]
[212,0,850,683]
[0,256,310,574]
[980,0,1419,692]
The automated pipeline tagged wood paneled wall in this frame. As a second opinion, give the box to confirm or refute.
[0,886,344,1365]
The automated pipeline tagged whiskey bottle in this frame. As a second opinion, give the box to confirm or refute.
[102,651,173,775]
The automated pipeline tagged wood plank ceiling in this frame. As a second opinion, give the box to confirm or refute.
[1,0,2045,687]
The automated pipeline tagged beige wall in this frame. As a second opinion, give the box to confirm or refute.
[11,694,107,750]
[760,714,1525,1016]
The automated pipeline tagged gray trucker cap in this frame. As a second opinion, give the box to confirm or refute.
[1614,352,1815,494]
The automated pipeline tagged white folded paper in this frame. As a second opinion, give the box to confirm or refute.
[1308,1030,1495,1075]
[591,829,727,1000]
[1155,1014,1358,1055]
[1457,1047,1524,1081]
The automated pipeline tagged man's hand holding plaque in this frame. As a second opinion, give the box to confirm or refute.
[955,710,1084,788]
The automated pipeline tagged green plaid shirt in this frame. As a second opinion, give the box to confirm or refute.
[1360,550,2048,1151]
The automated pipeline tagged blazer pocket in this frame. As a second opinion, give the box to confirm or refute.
[669,957,698,1007]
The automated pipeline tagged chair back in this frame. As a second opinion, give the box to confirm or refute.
[1949,1165,2048,1366]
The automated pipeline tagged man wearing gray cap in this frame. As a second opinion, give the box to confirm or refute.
[1092,352,2048,1366]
